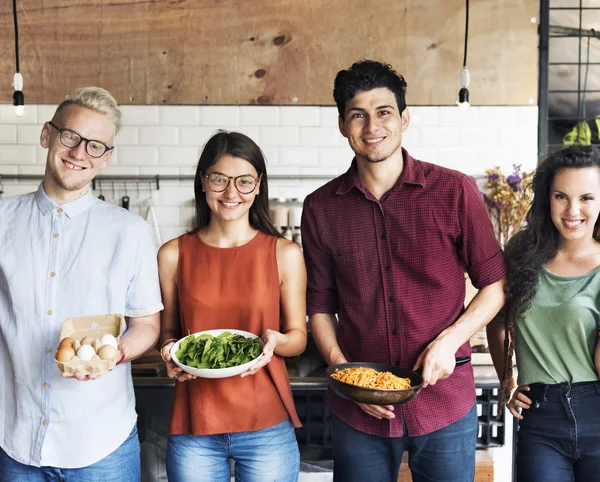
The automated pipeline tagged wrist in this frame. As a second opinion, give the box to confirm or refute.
[160,338,177,361]
[328,349,346,366]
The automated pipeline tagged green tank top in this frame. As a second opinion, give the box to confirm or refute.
[516,266,600,385]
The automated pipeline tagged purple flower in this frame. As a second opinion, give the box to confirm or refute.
[482,193,489,203]
[507,174,521,191]
[488,172,500,182]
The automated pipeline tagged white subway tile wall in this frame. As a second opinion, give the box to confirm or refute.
[0,104,538,243]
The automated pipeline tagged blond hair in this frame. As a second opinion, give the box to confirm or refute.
[53,87,122,135]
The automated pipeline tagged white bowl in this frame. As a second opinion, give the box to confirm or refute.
[170,329,264,379]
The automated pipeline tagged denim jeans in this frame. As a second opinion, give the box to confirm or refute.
[0,425,140,482]
[166,418,300,482]
[516,381,600,482]
[332,403,478,482]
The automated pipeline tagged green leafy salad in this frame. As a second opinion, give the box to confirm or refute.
[175,332,263,369]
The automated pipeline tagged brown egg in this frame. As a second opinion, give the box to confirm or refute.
[59,337,75,348]
[56,347,75,362]
[80,336,96,346]
[97,344,118,361]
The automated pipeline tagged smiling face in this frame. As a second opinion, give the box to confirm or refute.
[41,104,115,201]
[338,87,409,165]
[550,167,600,244]
[202,154,261,224]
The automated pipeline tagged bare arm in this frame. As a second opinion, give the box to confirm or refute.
[486,316,508,383]
[157,239,181,347]
[486,310,531,419]
[308,313,346,366]
[242,239,308,376]
[157,239,195,381]
[119,313,161,362]
[414,278,505,387]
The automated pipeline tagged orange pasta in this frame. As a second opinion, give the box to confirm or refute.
[331,366,411,390]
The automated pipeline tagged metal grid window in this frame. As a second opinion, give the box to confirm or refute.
[539,0,600,155]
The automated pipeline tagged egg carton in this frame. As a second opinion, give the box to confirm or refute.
[54,314,124,375]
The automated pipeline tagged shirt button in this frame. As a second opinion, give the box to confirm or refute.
[388,296,394,302]
[385,265,391,271]
[46,348,51,354]
[47,310,53,315]
[43,420,49,425]
[53,233,59,238]
[392,329,398,335]
[44,383,50,389]
[50,272,56,277]
[381,233,386,240]
[56,208,64,214]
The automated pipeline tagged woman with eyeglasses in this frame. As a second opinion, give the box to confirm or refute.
[157,130,307,482]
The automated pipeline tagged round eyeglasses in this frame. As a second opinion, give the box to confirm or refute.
[204,172,260,195]
[48,121,114,158]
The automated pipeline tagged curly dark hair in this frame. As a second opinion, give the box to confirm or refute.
[333,60,407,120]
[190,130,282,238]
[500,145,600,406]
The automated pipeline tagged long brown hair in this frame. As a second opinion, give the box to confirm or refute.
[499,145,600,407]
[189,130,281,238]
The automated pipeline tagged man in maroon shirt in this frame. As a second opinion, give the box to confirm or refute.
[301,60,506,482]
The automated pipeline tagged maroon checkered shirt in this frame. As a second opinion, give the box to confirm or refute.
[301,149,506,437]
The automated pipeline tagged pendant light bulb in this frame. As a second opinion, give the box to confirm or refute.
[457,87,470,111]
[12,73,24,117]
[457,67,471,111]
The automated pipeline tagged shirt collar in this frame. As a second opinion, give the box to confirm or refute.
[335,148,425,196]
[35,183,95,218]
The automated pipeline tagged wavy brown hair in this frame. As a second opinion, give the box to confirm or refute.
[500,145,600,407]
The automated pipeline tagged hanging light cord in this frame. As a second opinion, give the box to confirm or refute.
[463,0,469,68]
[13,0,20,73]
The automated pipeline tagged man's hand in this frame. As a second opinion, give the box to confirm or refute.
[61,371,101,381]
[412,336,459,388]
[356,402,395,419]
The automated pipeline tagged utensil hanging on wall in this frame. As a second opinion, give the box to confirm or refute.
[122,195,130,210]
[145,197,162,247]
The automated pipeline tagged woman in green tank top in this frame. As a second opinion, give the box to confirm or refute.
[489,145,600,482]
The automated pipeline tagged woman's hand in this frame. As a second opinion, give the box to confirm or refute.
[507,385,532,420]
[161,340,197,383]
[240,329,277,378]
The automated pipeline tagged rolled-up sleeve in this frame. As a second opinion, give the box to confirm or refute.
[125,221,164,317]
[301,194,339,316]
[458,178,506,289]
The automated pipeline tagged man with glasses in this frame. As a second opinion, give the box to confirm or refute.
[0,87,163,481]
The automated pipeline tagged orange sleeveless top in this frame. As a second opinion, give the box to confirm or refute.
[169,231,301,435]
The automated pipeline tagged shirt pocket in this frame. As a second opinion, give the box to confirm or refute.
[332,250,380,308]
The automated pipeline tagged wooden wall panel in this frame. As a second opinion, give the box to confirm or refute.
[0,0,538,106]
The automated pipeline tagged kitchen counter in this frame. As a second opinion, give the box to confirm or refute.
[133,364,500,389]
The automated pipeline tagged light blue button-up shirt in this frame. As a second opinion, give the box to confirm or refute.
[0,185,163,468]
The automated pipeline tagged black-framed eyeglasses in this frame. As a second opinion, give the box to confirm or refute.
[48,121,114,158]
[204,171,261,195]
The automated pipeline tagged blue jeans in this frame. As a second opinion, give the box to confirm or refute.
[166,418,300,482]
[516,381,600,482]
[0,425,140,482]
[332,403,478,482]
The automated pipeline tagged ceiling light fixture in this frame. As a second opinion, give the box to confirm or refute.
[12,0,24,117]
[457,0,470,112]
